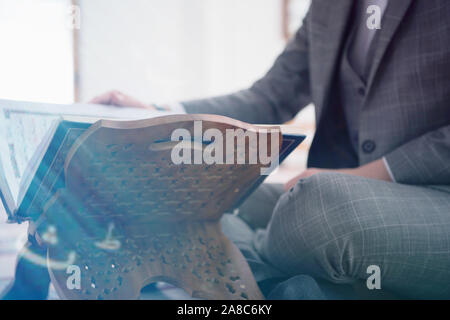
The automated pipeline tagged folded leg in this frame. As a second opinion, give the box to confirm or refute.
[255,172,450,299]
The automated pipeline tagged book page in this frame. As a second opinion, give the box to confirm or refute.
[0,109,59,205]
[0,99,173,213]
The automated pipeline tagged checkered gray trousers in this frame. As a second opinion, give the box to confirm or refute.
[232,173,450,299]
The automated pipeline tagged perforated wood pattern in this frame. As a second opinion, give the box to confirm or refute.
[39,115,281,300]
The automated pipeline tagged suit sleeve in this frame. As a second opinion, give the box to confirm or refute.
[181,12,312,125]
[384,124,450,185]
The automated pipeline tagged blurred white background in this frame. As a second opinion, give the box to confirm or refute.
[0,0,74,103]
[0,0,313,290]
[0,0,310,104]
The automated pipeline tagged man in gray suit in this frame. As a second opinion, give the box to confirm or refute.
[94,0,450,299]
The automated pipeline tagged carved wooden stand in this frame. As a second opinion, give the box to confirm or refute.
[37,115,280,300]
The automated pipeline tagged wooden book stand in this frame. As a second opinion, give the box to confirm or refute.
[35,115,281,300]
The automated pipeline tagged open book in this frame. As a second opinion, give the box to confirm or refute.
[0,99,305,223]
[0,99,174,222]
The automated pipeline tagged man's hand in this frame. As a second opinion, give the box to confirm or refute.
[90,90,155,110]
[284,159,393,191]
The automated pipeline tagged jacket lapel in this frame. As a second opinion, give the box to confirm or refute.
[311,0,353,122]
[365,0,414,94]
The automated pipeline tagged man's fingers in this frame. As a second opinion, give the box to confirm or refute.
[284,180,295,191]
[110,91,127,106]
[91,90,153,109]
[90,91,115,105]
[283,169,322,191]
[90,90,125,105]
[284,174,302,191]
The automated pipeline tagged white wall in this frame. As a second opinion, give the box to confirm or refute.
[0,0,311,105]
[77,0,310,104]
[0,0,74,103]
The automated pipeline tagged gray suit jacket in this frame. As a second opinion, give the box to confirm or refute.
[183,0,450,187]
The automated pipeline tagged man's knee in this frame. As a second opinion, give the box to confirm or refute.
[270,172,361,237]
[261,173,367,282]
